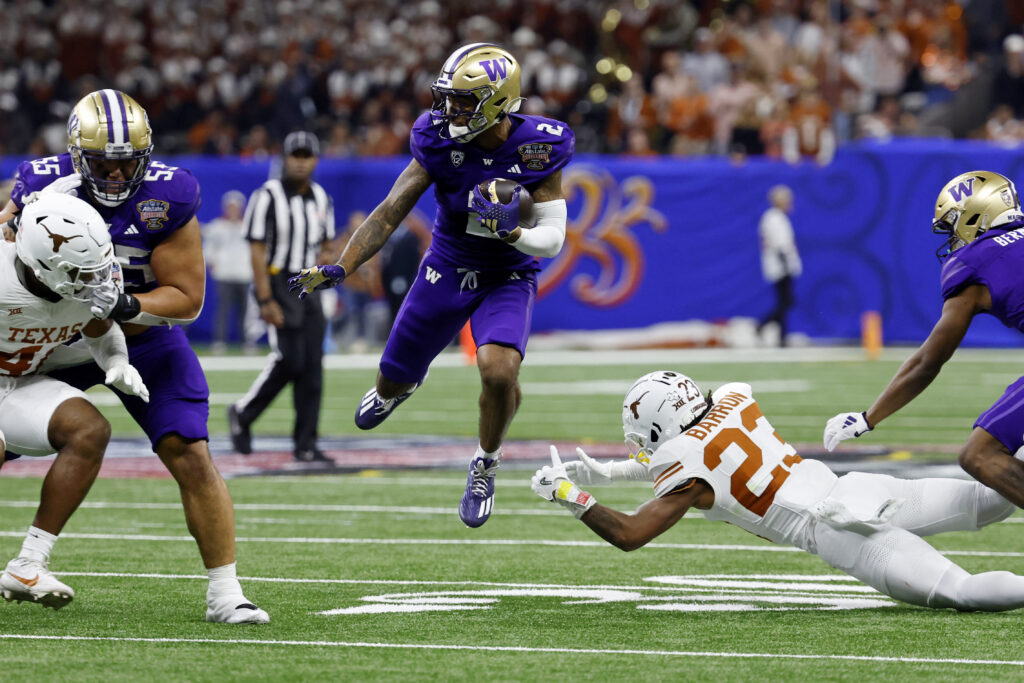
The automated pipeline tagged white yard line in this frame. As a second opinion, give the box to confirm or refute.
[0,529,1019,557]
[0,633,1019,667]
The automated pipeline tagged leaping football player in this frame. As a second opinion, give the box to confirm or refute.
[824,171,1024,511]
[0,89,268,623]
[533,370,1024,611]
[0,193,148,610]
[290,44,574,528]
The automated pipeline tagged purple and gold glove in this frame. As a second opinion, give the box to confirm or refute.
[288,265,346,300]
[471,184,521,239]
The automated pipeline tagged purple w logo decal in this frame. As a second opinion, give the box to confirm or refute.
[481,58,508,81]
[948,178,975,202]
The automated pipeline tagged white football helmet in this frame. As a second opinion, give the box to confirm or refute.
[16,194,114,302]
[622,370,708,463]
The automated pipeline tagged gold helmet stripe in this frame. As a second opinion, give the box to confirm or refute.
[99,88,128,145]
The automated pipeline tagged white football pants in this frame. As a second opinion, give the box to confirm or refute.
[814,474,1024,611]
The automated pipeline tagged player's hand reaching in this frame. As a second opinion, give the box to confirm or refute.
[22,173,83,205]
[90,280,141,322]
[823,411,872,451]
[531,446,597,519]
[471,184,521,240]
[564,447,614,486]
[287,265,346,300]
[104,361,150,403]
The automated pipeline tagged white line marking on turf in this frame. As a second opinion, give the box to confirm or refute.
[0,530,1018,557]
[0,501,573,517]
[521,379,811,395]
[0,634,1020,667]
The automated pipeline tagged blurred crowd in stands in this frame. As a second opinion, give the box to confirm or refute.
[1,0,1023,162]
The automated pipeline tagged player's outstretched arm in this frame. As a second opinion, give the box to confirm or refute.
[866,286,986,426]
[580,492,698,552]
[532,446,703,551]
[81,318,149,401]
[289,159,432,298]
[341,159,432,272]
[825,285,987,450]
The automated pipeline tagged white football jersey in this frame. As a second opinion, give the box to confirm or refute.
[0,242,93,376]
[649,382,837,550]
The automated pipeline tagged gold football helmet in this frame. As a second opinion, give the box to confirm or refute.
[430,43,524,142]
[933,170,1023,260]
[67,89,153,207]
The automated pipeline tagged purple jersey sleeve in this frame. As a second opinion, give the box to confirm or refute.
[939,253,978,300]
[140,163,201,234]
[10,155,79,209]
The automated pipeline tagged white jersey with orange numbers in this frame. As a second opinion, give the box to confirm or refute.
[649,382,838,550]
[0,241,92,377]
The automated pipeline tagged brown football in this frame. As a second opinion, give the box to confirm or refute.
[477,178,535,229]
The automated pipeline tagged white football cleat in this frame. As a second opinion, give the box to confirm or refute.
[0,557,74,610]
[206,594,270,624]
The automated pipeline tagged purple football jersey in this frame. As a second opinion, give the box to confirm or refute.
[410,112,574,271]
[11,153,201,295]
[940,226,1024,331]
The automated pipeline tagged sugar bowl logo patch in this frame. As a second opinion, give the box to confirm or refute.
[137,199,170,231]
[518,143,551,171]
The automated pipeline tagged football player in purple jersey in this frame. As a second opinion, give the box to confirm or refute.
[825,171,1024,509]
[0,89,268,623]
[290,44,575,528]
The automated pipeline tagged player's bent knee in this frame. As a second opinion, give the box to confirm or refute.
[48,398,111,454]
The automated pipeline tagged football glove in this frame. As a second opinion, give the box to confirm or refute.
[563,447,650,485]
[823,411,872,452]
[471,184,521,239]
[287,264,346,300]
[23,173,82,205]
[104,361,149,402]
[531,446,597,519]
[90,280,141,322]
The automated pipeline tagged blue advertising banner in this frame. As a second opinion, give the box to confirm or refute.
[3,140,1024,346]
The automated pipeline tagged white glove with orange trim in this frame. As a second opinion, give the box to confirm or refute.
[531,445,597,519]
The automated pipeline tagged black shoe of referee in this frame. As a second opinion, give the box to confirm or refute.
[294,448,334,464]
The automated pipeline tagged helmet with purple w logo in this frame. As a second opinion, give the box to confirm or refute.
[68,89,153,208]
[430,43,524,143]
[933,170,1024,260]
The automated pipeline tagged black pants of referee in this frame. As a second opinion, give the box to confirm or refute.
[757,275,795,346]
[235,272,326,452]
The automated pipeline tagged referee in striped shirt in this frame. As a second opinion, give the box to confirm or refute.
[228,132,340,463]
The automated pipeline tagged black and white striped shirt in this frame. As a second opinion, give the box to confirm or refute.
[243,179,336,274]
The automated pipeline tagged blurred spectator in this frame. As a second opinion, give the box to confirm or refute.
[994,34,1024,118]
[203,190,255,354]
[0,0,1011,160]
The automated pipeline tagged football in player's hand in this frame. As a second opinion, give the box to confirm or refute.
[477,178,536,229]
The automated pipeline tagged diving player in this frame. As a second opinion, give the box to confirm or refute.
[289,44,574,528]
[0,89,268,624]
[824,171,1024,511]
[0,193,148,610]
[532,370,1024,611]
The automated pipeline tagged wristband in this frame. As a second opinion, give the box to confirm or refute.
[257,297,273,305]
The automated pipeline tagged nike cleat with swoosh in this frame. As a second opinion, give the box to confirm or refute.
[1,557,74,610]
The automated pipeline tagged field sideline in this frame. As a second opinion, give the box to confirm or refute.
[3,346,1024,681]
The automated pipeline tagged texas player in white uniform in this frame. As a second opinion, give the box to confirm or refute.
[532,370,1024,611]
[0,191,147,610]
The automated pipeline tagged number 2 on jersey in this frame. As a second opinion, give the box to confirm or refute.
[702,403,801,516]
